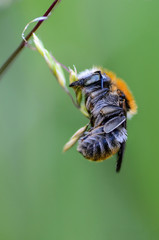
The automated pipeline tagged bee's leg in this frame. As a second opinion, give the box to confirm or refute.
[116,141,126,172]
[116,119,127,172]
[104,115,126,133]
[100,105,123,117]
[93,105,123,127]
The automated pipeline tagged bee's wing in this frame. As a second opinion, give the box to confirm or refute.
[103,115,126,133]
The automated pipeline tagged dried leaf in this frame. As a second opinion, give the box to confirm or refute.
[69,66,78,84]
[33,33,66,89]
[63,124,88,152]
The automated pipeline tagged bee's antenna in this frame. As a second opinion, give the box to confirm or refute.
[100,72,104,89]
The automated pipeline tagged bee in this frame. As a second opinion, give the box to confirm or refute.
[64,67,137,172]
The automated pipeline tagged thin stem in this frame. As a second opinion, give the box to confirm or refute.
[64,87,80,109]
[0,0,61,77]
[51,54,70,73]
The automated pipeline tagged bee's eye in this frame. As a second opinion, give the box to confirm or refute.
[85,71,110,87]
[70,71,110,88]
[69,73,101,88]
[84,74,100,86]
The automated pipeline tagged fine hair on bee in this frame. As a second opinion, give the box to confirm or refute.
[65,67,137,172]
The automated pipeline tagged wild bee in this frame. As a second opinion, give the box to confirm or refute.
[32,33,137,171]
[31,32,137,172]
[64,67,137,172]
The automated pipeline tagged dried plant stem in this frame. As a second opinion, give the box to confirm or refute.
[0,0,61,77]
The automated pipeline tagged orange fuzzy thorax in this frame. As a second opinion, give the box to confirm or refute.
[115,78,137,116]
[99,68,137,117]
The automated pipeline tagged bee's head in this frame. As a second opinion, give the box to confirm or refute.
[69,69,111,89]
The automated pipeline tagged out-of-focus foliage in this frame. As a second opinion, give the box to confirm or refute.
[0,0,159,240]
[0,0,14,8]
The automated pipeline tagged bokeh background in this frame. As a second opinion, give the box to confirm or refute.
[0,0,159,239]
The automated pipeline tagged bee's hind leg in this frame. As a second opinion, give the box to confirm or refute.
[116,141,126,172]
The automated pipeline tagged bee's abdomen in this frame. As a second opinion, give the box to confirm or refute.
[77,126,127,161]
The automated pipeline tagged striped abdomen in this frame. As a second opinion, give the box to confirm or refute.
[77,126,127,161]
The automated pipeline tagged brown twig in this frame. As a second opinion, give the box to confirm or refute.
[0,0,61,77]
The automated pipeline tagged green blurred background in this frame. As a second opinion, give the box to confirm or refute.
[0,0,159,239]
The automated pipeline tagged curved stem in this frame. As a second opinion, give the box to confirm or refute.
[0,0,61,77]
